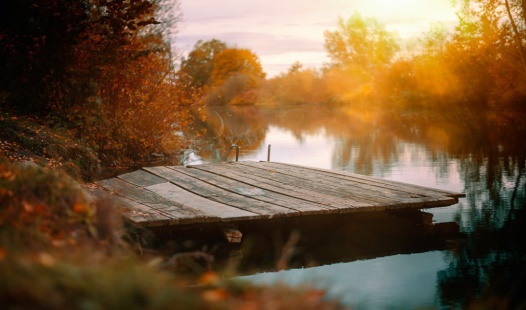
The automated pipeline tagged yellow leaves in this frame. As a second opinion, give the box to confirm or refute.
[325,13,399,67]
[210,48,266,87]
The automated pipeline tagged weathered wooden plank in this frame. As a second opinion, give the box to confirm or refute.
[84,187,171,227]
[113,195,173,227]
[230,162,420,209]
[96,178,211,224]
[258,161,465,198]
[144,166,297,218]
[271,162,461,208]
[190,163,377,213]
[270,163,457,208]
[118,169,168,187]
[145,182,261,222]
[96,161,464,228]
[181,165,336,215]
[167,166,313,215]
[238,162,457,208]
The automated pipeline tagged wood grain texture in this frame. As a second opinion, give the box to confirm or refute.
[118,169,168,187]
[94,161,465,227]
[146,182,260,222]
[256,162,465,198]
[190,163,375,212]
[96,178,209,225]
[144,166,297,218]
[84,186,172,227]
[238,162,458,208]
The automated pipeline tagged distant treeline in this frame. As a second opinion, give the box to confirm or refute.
[178,1,526,124]
[260,3,526,112]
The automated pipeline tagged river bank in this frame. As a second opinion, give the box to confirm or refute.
[0,144,345,309]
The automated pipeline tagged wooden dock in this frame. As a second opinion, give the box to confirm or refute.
[94,161,465,229]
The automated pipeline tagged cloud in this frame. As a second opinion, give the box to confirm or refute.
[177,32,323,55]
[175,32,326,77]
[174,0,458,76]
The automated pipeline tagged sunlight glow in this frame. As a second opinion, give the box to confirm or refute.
[353,0,458,38]
[178,0,459,76]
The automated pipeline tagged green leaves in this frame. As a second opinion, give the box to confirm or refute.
[324,13,400,68]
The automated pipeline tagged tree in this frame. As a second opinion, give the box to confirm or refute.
[448,0,526,106]
[324,13,400,69]
[0,0,164,115]
[455,0,525,71]
[504,0,526,71]
[420,23,451,57]
[276,67,327,105]
[178,39,228,90]
[287,61,303,74]
[0,0,199,166]
[200,48,266,105]
[70,0,198,164]
[210,48,266,86]
[0,0,89,114]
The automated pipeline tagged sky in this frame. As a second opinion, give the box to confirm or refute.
[174,0,459,77]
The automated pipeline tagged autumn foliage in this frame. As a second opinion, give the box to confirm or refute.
[258,4,526,123]
[0,162,122,252]
[1,0,197,168]
[177,40,266,105]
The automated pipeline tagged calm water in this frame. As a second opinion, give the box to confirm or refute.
[183,105,526,309]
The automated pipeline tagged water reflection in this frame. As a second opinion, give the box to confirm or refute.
[243,251,448,309]
[183,104,526,308]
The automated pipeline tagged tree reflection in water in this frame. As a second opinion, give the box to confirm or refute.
[438,151,526,308]
[187,104,526,307]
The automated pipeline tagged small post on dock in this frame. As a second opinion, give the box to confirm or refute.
[230,144,239,162]
[267,144,271,161]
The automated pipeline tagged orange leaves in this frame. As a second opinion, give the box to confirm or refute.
[210,48,266,87]
[201,288,230,302]
[194,277,337,310]
[73,202,88,214]
[195,271,230,302]
[0,169,16,181]
[89,34,102,43]
[21,200,35,213]
[0,162,105,249]
[73,29,196,166]
[198,271,221,285]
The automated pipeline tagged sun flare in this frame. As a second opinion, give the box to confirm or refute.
[349,0,457,39]
[361,0,456,20]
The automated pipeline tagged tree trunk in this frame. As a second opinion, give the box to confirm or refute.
[504,0,526,71]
